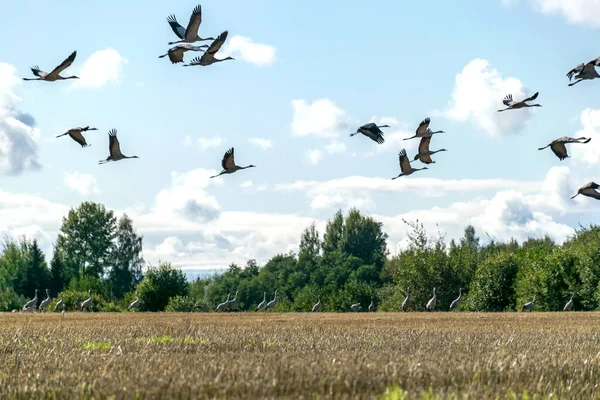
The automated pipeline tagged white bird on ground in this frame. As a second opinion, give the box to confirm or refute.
[312,296,322,312]
[81,290,93,312]
[402,287,411,312]
[426,288,437,311]
[54,292,64,312]
[23,289,39,311]
[368,297,375,312]
[265,290,278,310]
[226,291,239,311]
[563,293,574,311]
[522,295,535,311]
[449,288,463,311]
[256,292,267,311]
[39,289,51,311]
[350,302,362,312]
[567,56,600,86]
[216,293,231,312]
[128,295,140,311]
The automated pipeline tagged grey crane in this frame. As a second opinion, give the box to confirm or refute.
[567,56,600,86]
[350,122,389,144]
[392,149,428,179]
[128,295,140,311]
[350,302,362,312]
[497,92,542,112]
[522,295,535,311]
[183,31,235,67]
[449,288,463,311]
[39,289,51,312]
[226,291,239,311]
[265,290,278,310]
[23,51,79,82]
[209,147,256,178]
[563,293,574,311]
[54,292,64,312]
[98,129,139,164]
[166,4,215,45]
[216,293,231,311]
[425,288,437,311]
[571,182,600,200]
[413,135,447,164]
[23,289,39,311]
[312,296,322,312]
[368,297,375,312]
[538,137,591,161]
[256,292,267,311]
[403,118,445,141]
[159,43,208,64]
[81,290,93,312]
[56,126,97,148]
[401,287,411,312]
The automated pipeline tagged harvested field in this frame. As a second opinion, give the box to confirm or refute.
[1,312,600,399]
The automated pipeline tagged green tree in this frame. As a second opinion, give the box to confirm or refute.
[0,237,51,299]
[466,253,519,311]
[108,214,144,299]
[136,262,188,311]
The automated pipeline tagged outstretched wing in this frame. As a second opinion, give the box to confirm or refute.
[205,30,228,55]
[416,118,430,135]
[398,149,411,173]
[108,129,122,157]
[47,51,76,79]
[184,4,203,40]
[361,127,384,144]
[417,136,431,157]
[183,56,203,66]
[502,94,514,106]
[168,47,185,64]
[166,14,186,39]
[68,130,89,148]
[550,142,568,160]
[566,63,584,81]
[523,92,539,103]
[221,147,235,169]
[30,66,47,78]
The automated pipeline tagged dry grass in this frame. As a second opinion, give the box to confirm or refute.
[1,312,600,399]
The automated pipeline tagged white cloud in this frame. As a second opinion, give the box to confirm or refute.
[569,108,600,165]
[325,141,347,154]
[73,48,127,89]
[248,137,273,150]
[0,63,41,175]
[241,181,253,188]
[63,172,101,196]
[220,35,276,66]
[437,59,535,136]
[291,99,353,139]
[197,136,224,150]
[182,135,192,147]
[509,0,600,28]
[307,149,323,165]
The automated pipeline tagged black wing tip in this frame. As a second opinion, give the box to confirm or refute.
[108,129,117,136]
[192,4,202,14]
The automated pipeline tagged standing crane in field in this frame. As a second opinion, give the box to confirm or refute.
[98,129,139,164]
[23,51,79,82]
[449,288,463,311]
[226,291,239,311]
[128,294,140,311]
[571,182,600,201]
[209,147,256,178]
[350,302,362,312]
[39,289,51,312]
[497,92,542,112]
[23,289,39,311]
[368,297,375,312]
[392,149,428,179]
[538,137,591,160]
[426,288,437,311]
[522,295,535,311]
[563,293,574,311]
[402,287,411,312]
[183,31,235,67]
[56,126,97,148]
[166,4,215,45]
[567,56,600,86]
[403,118,445,141]
[413,136,447,164]
[265,290,278,311]
[54,292,64,312]
[256,292,267,311]
[159,43,208,64]
[350,122,389,144]
[81,290,93,312]
[216,293,231,312]
[312,296,322,312]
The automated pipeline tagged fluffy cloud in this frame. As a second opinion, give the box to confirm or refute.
[241,180,253,188]
[438,59,535,136]
[248,137,273,150]
[291,99,353,139]
[569,108,600,165]
[306,149,323,165]
[63,172,101,196]
[219,35,276,66]
[197,136,224,150]
[0,63,41,175]
[73,48,127,89]
[508,0,600,28]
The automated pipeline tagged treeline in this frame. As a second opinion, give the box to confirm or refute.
[1,202,599,312]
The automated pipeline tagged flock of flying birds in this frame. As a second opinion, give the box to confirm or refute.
[19,5,600,201]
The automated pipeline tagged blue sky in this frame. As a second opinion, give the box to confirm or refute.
[2,0,600,274]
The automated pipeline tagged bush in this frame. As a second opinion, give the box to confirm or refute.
[466,253,519,311]
[0,287,25,311]
[165,296,197,312]
[136,262,188,311]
